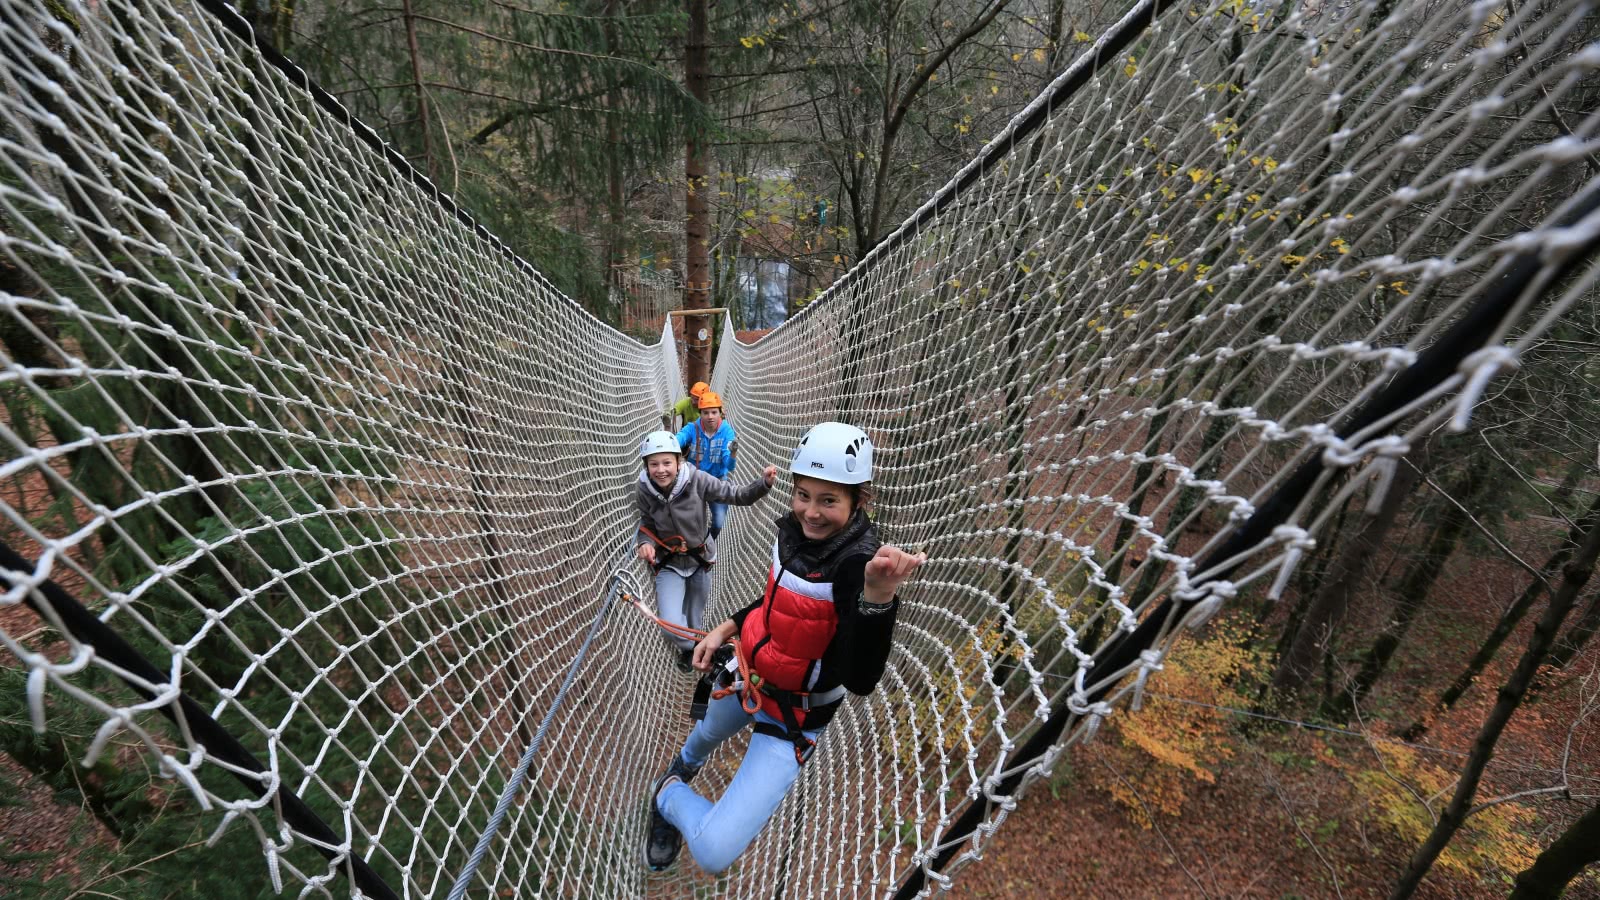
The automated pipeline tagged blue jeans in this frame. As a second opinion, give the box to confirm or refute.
[655,566,709,651]
[657,694,822,874]
[709,502,729,533]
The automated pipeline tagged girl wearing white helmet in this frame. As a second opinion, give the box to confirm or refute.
[635,430,777,672]
[645,422,925,874]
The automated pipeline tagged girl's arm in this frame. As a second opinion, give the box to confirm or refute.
[835,546,925,694]
[694,588,768,671]
[830,560,896,694]
[691,619,739,671]
[693,466,775,506]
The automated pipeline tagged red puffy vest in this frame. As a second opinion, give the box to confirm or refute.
[741,539,840,723]
[738,512,879,727]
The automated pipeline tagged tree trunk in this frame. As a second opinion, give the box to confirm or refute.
[1079,377,1183,655]
[1410,492,1600,737]
[992,110,1070,683]
[1126,366,1252,616]
[1326,456,1488,720]
[1546,587,1600,671]
[1260,493,1347,646]
[1272,450,1424,696]
[239,0,292,52]
[441,317,534,749]
[682,0,712,387]
[603,0,626,320]
[1546,456,1589,511]
[400,0,436,181]
[1388,500,1600,899]
[1507,799,1600,900]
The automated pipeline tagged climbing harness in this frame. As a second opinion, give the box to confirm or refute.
[621,591,762,716]
[751,684,846,765]
[689,644,736,720]
[691,640,844,764]
[637,524,712,571]
[621,588,843,752]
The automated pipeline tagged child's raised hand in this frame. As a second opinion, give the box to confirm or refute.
[863,545,926,601]
[762,464,778,486]
[637,543,656,565]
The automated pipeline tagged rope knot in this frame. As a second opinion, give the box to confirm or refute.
[1129,649,1165,711]
[1177,581,1236,629]
[1363,449,1406,515]
[1268,525,1315,601]
[1321,433,1408,469]
[1270,524,1314,550]
[1451,345,1519,432]
[1067,694,1115,743]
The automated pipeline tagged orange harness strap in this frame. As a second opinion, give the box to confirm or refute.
[637,525,711,563]
[621,590,762,714]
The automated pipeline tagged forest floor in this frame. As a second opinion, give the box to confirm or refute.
[951,509,1600,900]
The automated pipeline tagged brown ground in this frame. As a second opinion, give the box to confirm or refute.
[948,507,1600,900]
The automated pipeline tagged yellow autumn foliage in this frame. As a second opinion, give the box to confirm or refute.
[1350,742,1540,878]
[1104,622,1264,828]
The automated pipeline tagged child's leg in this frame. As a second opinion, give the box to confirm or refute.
[659,713,819,874]
[677,692,752,768]
[654,569,695,651]
[683,567,711,635]
[708,502,729,538]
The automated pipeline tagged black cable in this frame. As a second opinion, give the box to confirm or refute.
[0,542,403,900]
[888,172,1600,900]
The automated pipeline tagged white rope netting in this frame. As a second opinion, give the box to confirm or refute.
[618,266,684,336]
[0,0,1598,897]
[706,0,1600,893]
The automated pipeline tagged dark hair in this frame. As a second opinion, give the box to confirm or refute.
[792,474,874,511]
[853,481,876,510]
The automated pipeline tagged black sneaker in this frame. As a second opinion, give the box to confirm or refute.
[644,773,683,872]
[676,648,694,673]
[667,754,701,784]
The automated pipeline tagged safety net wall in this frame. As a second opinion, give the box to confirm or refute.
[0,0,1598,897]
[705,0,1600,895]
[0,0,686,894]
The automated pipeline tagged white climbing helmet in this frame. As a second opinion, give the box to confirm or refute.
[638,430,680,459]
[789,422,873,485]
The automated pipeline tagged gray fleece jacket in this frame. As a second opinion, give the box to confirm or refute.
[636,463,771,576]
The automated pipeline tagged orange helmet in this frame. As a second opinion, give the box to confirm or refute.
[689,381,710,397]
[697,391,723,410]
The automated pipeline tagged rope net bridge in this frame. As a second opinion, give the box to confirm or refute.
[0,0,1597,896]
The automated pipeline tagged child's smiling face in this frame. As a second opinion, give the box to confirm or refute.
[791,475,854,541]
[645,453,679,489]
